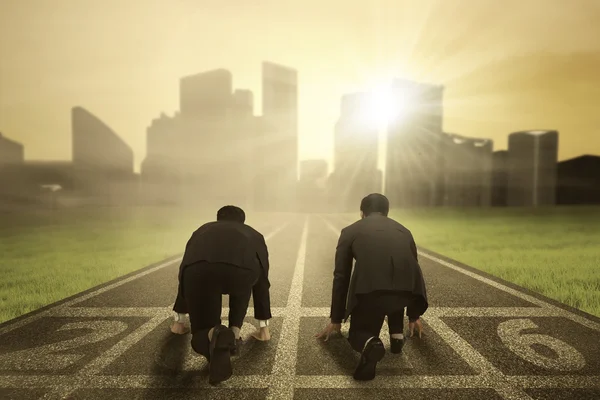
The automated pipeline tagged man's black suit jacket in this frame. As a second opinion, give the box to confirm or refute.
[330,214,428,323]
[177,220,271,318]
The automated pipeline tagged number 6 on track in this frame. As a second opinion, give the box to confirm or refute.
[497,318,585,371]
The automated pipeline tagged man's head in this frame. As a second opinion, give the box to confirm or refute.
[360,193,389,218]
[217,205,245,223]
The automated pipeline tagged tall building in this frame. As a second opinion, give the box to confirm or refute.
[491,150,509,206]
[142,69,261,208]
[385,79,445,207]
[255,62,298,211]
[507,130,559,207]
[556,155,600,205]
[179,69,233,119]
[330,92,381,211]
[0,133,24,166]
[442,133,493,207]
[72,107,134,175]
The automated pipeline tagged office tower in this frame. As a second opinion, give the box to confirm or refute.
[0,133,24,166]
[143,68,261,207]
[179,69,233,119]
[556,155,600,205]
[385,79,445,207]
[255,61,298,211]
[330,92,381,210]
[442,133,493,206]
[72,107,134,175]
[507,130,559,207]
[491,150,509,206]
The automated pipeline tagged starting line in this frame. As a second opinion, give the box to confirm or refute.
[0,214,599,400]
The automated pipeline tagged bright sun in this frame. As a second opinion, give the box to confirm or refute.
[360,83,408,129]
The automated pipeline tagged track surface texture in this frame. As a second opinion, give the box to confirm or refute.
[1,214,599,399]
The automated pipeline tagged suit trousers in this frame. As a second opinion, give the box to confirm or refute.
[348,291,419,353]
[181,261,258,358]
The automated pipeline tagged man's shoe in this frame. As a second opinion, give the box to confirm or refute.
[353,337,385,381]
[390,337,405,354]
[208,325,236,385]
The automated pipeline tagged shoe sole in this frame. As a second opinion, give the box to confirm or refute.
[354,341,385,381]
[209,327,235,385]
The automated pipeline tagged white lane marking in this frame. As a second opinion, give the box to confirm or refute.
[267,215,309,400]
[37,316,167,399]
[298,307,564,318]
[78,316,167,375]
[5,305,569,319]
[30,221,293,399]
[47,307,287,318]
[0,222,289,336]
[1,374,598,390]
[507,375,600,388]
[323,215,600,333]
[497,319,586,371]
[426,316,535,400]
[321,215,539,400]
[0,320,129,370]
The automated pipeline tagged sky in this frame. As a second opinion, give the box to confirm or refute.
[1,0,600,173]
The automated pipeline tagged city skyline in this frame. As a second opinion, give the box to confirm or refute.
[2,0,600,173]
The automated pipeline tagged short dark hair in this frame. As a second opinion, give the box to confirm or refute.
[360,193,389,216]
[217,205,245,223]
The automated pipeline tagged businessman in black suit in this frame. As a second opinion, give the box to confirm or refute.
[316,193,428,381]
[172,205,272,385]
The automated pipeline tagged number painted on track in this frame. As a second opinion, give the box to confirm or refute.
[0,320,128,370]
[497,318,585,371]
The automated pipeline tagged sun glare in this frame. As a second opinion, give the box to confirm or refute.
[360,83,407,129]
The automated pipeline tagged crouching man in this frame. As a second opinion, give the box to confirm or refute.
[171,205,272,384]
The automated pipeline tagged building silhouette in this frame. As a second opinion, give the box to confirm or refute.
[142,69,257,207]
[72,107,134,175]
[507,130,558,207]
[0,133,24,166]
[491,150,509,206]
[179,69,232,119]
[556,155,600,205]
[385,79,445,207]
[255,62,299,212]
[71,107,138,203]
[141,62,297,210]
[328,92,382,211]
[442,133,493,207]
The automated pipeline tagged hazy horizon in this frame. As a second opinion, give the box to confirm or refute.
[2,0,600,173]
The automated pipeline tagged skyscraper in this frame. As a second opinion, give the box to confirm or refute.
[71,107,134,175]
[0,133,24,166]
[556,155,600,205]
[179,69,233,119]
[442,133,493,207]
[507,130,559,207]
[385,79,445,207]
[142,68,261,208]
[491,150,509,206]
[255,62,298,211]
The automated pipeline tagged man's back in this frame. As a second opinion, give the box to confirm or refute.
[180,221,267,274]
[344,214,421,295]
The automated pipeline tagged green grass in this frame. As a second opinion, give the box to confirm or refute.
[1,206,599,324]
[0,207,211,324]
[389,206,600,318]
